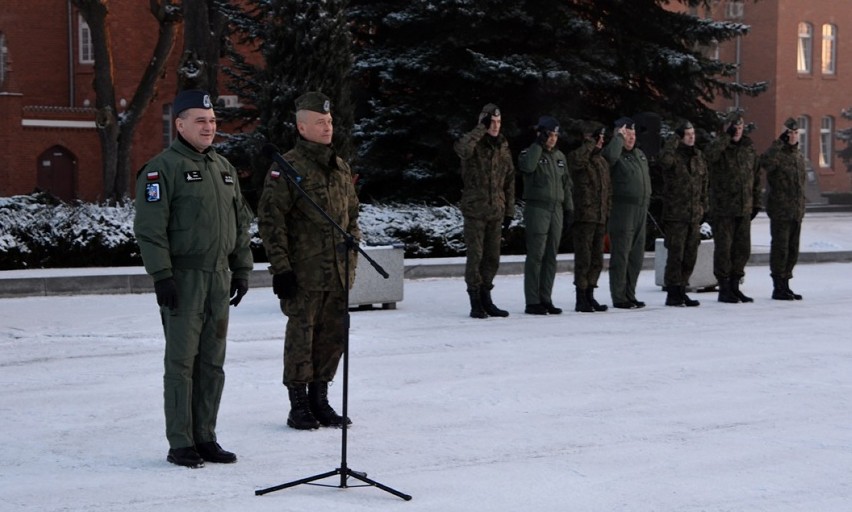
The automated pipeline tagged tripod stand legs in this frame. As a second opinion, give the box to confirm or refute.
[255,465,412,501]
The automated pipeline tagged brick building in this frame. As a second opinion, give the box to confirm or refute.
[683,0,851,202]
[0,1,189,202]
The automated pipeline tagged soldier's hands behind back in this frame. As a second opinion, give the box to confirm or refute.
[502,216,512,231]
[154,277,178,310]
[272,271,297,300]
[750,207,760,220]
[229,278,248,307]
[563,209,574,234]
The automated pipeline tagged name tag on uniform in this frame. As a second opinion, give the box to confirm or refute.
[145,183,161,202]
[184,170,203,182]
[221,173,235,185]
[557,160,565,168]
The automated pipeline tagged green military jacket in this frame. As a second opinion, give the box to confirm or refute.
[453,124,516,221]
[761,140,807,221]
[601,134,651,209]
[567,137,611,224]
[703,133,761,218]
[518,142,573,212]
[133,138,253,282]
[658,140,709,224]
[257,139,361,291]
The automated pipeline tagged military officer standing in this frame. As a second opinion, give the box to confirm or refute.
[518,115,573,315]
[704,115,762,303]
[257,91,361,430]
[601,117,652,309]
[453,103,516,318]
[567,123,611,313]
[761,118,807,300]
[134,89,253,468]
[658,121,709,307]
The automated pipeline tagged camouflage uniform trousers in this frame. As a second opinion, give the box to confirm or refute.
[463,215,503,291]
[281,288,347,385]
[663,221,701,288]
[572,221,606,290]
[769,219,801,279]
[712,216,751,280]
[161,268,230,449]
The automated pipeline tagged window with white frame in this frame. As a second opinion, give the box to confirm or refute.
[162,104,174,149]
[819,116,834,168]
[821,24,836,75]
[79,15,94,64]
[797,22,812,74]
[797,115,810,164]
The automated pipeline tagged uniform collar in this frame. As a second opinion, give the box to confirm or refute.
[172,136,215,161]
[296,138,336,164]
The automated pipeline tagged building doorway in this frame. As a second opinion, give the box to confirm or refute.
[37,146,76,201]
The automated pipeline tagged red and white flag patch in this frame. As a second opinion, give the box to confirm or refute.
[147,170,160,181]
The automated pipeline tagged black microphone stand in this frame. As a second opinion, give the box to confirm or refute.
[254,148,411,502]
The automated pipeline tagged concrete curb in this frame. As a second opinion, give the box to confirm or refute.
[3,249,851,299]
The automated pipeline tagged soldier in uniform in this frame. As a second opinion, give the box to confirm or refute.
[518,115,573,315]
[134,89,253,468]
[567,122,611,313]
[453,103,516,318]
[761,118,807,300]
[257,91,361,430]
[658,121,709,307]
[602,117,652,309]
[704,115,761,303]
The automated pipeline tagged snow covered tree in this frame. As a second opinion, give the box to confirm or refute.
[72,0,181,203]
[348,0,765,201]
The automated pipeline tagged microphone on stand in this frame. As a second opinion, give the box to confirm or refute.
[262,143,302,183]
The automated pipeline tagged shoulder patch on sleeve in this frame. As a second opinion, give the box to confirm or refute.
[145,183,161,202]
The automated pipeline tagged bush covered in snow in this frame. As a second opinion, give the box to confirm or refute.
[0,193,528,270]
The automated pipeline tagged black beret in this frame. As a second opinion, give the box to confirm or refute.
[537,115,560,134]
[614,116,635,129]
[173,90,213,117]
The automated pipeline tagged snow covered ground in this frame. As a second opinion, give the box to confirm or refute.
[2,253,851,510]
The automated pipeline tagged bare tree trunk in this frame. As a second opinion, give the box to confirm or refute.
[180,0,228,95]
[73,0,181,203]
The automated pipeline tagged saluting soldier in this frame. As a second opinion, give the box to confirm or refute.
[134,89,253,468]
[567,122,611,313]
[658,121,709,307]
[704,115,762,303]
[257,91,361,430]
[453,103,516,318]
[761,118,807,300]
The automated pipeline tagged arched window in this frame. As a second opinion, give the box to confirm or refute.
[797,22,813,74]
[78,15,94,64]
[819,116,834,168]
[821,24,837,75]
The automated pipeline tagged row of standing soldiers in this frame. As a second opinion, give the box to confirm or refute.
[454,104,808,318]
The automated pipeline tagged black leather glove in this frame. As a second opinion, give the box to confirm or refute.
[750,207,760,220]
[481,113,493,129]
[726,123,737,137]
[536,129,549,147]
[502,217,512,231]
[229,278,248,307]
[779,131,790,144]
[272,271,297,300]
[154,277,178,311]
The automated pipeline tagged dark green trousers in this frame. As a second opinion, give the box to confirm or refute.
[712,215,751,280]
[572,221,606,290]
[161,268,230,449]
[769,219,801,279]
[463,216,502,290]
[663,221,701,287]
[608,202,647,304]
[524,205,563,305]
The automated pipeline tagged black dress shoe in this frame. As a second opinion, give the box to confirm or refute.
[631,300,646,308]
[196,441,237,464]
[613,301,636,309]
[542,302,563,315]
[524,304,548,315]
[167,446,204,468]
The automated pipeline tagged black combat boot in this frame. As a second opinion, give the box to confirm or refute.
[682,286,700,307]
[480,286,509,317]
[575,287,594,312]
[467,288,488,319]
[308,381,351,427]
[784,278,803,300]
[542,302,563,314]
[665,285,685,307]
[524,304,548,315]
[717,278,740,303]
[771,276,795,300]
[586,287,608,311]
[287,384,320,430]
[730,277,753,302]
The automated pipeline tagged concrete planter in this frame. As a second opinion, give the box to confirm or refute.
[349,244,405,309]
[654,239,717,291]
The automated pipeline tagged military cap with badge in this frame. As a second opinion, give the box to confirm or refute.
[295,91,332,114]
[173,89,214,117]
